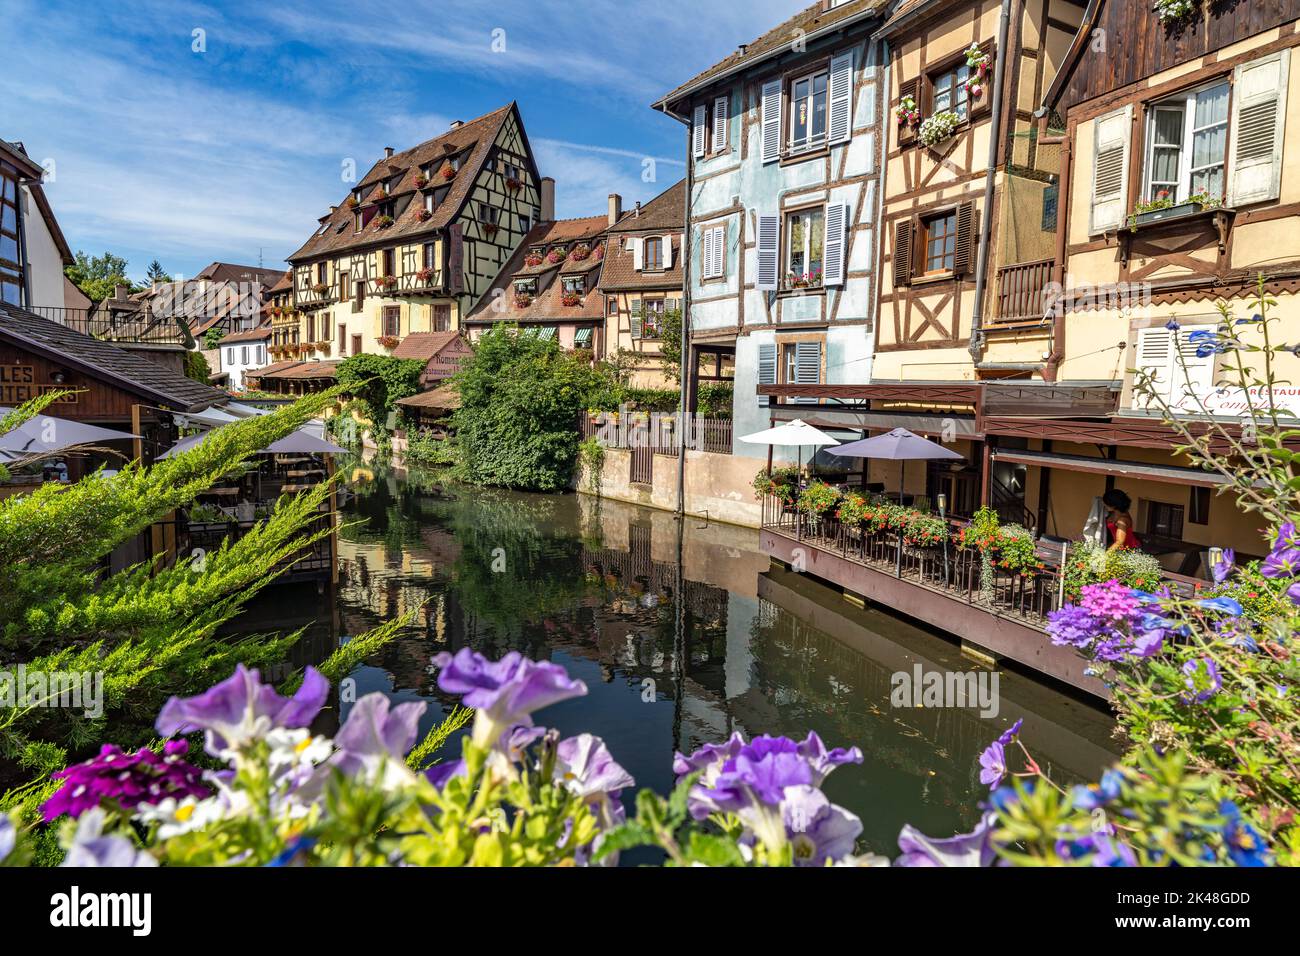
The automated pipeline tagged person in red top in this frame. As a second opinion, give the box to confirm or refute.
[1103,489,1142,552]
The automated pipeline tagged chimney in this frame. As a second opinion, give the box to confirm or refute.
[449,120,464,130]
[114,283,129,300]
[635,201,642,218]
[384,146,394,158]
[540,177,556,222]
[608,193,623,226]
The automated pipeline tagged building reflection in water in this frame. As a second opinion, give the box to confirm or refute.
[225,463,1118,855]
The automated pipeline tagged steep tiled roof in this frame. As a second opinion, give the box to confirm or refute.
[0,302,225,411]
[599,234,684,292]
[287,105,516,263]
[465,219,608,325]
[257,360,339,380]
[217,325,272,345]
[194,262,286,287]
[606,179,685,234]
[655,1,888,108]
[391,331,462,361]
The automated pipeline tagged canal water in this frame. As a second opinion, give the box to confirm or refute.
[230,462,1119,858]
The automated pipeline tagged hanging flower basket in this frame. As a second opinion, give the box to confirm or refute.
[375,275,398,291]
[894,94,920,126]
[918,110,961,147]
[963,43,991,100]
[1154,0,1197,24]
[374,215,395,229]
[562,292,582,307]
[415,267,436,284]
[377,335,401,349]
[569,244,591,262]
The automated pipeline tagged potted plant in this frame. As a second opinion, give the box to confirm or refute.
[415,267,436,284]
[375,275,398,290]
[963,42,991,100]
[524,251,544,267]
[1129,189,1221,227]
[514,293,534,308]
[377,335,401,349]
[546,248,567,264]
[1154,0,1197,24]
[415,209,433,222]
[505,176,523,192]
[894,94,920,126]
[413,174,429,190]
[918,110,961,147]
[570,244,591,262]
[374,214,395,229]
[440,165,456,181]
[311,282,329,296]
[483,223,499,237]
[345,196,360,209]
[562,292,582,307]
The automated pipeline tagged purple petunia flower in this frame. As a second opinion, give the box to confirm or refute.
[1183,657,1222,702]
[673,732,746,783]
[330,694,425,783]
[42,740,208,822]
[895,812,998,867]
[155,664,329,757]
[783,785,863,867]
[555,734,635,840]
[978,740,1007,787]
[433,649,587,746]
[795,731,864,784]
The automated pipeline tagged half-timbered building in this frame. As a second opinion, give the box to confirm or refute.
[286,104,548,361]
[654,0,890,456]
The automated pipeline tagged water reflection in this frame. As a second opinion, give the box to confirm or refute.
[228,462,1119,856]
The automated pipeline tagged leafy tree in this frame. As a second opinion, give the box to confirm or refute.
[336,353,425,427]
[64,251,134,302]
[203,328,224,350]
[145,259,171,284]
[449,325,622,491]
[183,349,210,383]
[657,307,683,383]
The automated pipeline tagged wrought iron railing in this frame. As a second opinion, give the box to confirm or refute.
[27,305,187,345]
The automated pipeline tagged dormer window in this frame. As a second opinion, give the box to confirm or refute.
[514,278,538,296]
[424,192,436,214]
[562,276,586,295]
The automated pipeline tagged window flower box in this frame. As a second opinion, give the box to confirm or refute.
[505,176,523,192]
[562,292,582,307]
[1129,192,1221,228]
[514,294,534,309]
[784,269,823,290]
[415,209,433,222]
[918,110,961,147]
[375,275,398,291]
[546,248,567,264]
[345,196,360,209]
[315,341,331,355]
[569,244,591,261]
[415,267,436,284]
[413,174,429,190]
[440,166,456,181]
[592,243,604,260]
[377,335,401,349]
[374,215,394,229]
[483,222,499,237]
[524,252,544,267]
[311,282,330,296]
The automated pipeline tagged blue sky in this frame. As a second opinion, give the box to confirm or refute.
[0,0,796,282]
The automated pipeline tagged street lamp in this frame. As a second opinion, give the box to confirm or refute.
[937,492,950,585]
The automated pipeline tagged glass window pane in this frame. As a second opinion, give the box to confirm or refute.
[0,234,17,263]
[1192,125,1226,170]
[1151,146,1180,187]
[935,86,950,111]
[1191,166,1224,198]
[1195,83,1229,127]
[1,279,19,305]
[0,175,14,202]
[1,204,14,232]
[812,87,827,138]
[1153,108,1184,146]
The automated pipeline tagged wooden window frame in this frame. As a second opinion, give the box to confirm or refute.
[783,58,833,161]
[382,305,401,338]
[1138,76,1232,206]
[382,248,396,278]
[0,161,22,306]
[643,236,664,272]
[1146,500,1185,540]
[781,202,827,292]
[920,209,959,276]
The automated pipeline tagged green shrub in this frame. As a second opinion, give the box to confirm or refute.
[697,382,734,419]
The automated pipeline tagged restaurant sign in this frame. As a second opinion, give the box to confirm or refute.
[1194,386,1300,420]
[0,365,76,404]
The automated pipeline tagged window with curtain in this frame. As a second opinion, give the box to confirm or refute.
[1143,81,1229,202]
[788,69,828,153]
[784,207,825,285]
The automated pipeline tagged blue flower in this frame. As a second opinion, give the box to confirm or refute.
[995,718,1023,747]
[1197,596,1243,617]
[1071,769,1125,811]
[1219,801,1273,867]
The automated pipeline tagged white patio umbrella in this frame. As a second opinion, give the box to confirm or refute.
[738,418,840,476]
[0,407,139,456]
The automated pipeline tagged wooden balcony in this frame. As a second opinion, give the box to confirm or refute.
[993,257,1054,325]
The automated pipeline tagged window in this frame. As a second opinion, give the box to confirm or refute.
[338,323,347,356]
[643,237,663,271]
[382,249,395,277]
[562,276,586,295]
[306,314,316,341]
[1146,501,1185,540]
[922,210,958,274]
[382,306,401,337]
[785,207,825,285]
[352,333,363,356]
[432,305,451,332]
[519,213,532,233]
[1142,81,1229,203]
[479,203,498,226]
[354,211,363,232]
[641,298,665,339]
[1189,486,1211,525]
[788,69,829,153]
[423,242,437,270]
[340,271,351,301]
[316,262,327,283]
[424,192,436,214]
[702,225,726,279]
[226,348,235,364]
[606,296,618,315]
[257,345,264,364]
[930,63,971,121]
[515,278,537,296]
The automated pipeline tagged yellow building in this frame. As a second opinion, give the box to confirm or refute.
[286,103,549,363]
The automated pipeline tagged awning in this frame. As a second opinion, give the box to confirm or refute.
[573,327,593,347]
[990,448,1238,489]
[532,327,557,341]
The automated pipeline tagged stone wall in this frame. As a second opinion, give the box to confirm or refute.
[579,447,765,528]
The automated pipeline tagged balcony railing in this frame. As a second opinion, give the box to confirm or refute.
[993,258,1054,324]
[26,305,187,346]
[579,413,732,456]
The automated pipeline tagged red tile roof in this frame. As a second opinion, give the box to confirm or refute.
[287,105,518,263]
[606,179,685,234]
[391,331,462,361]
[217,325,272,345]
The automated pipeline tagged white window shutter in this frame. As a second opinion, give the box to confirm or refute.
[1171,324,1218,411]
[710,225,726,279]
[757,342,777,407]
[790,341,822,404]
[761,80,782,164]
[823,202,848,286]
[756,214,780,290]
[1229,49,1289,207]
[712,96,729,152]
[828,51,854,145]
[662,234,674,270]
[630,301,643,340]
[1134,327,1172,409]
[632,237,644,271]
[1089,105,1132,234]
[693,104,707,158]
